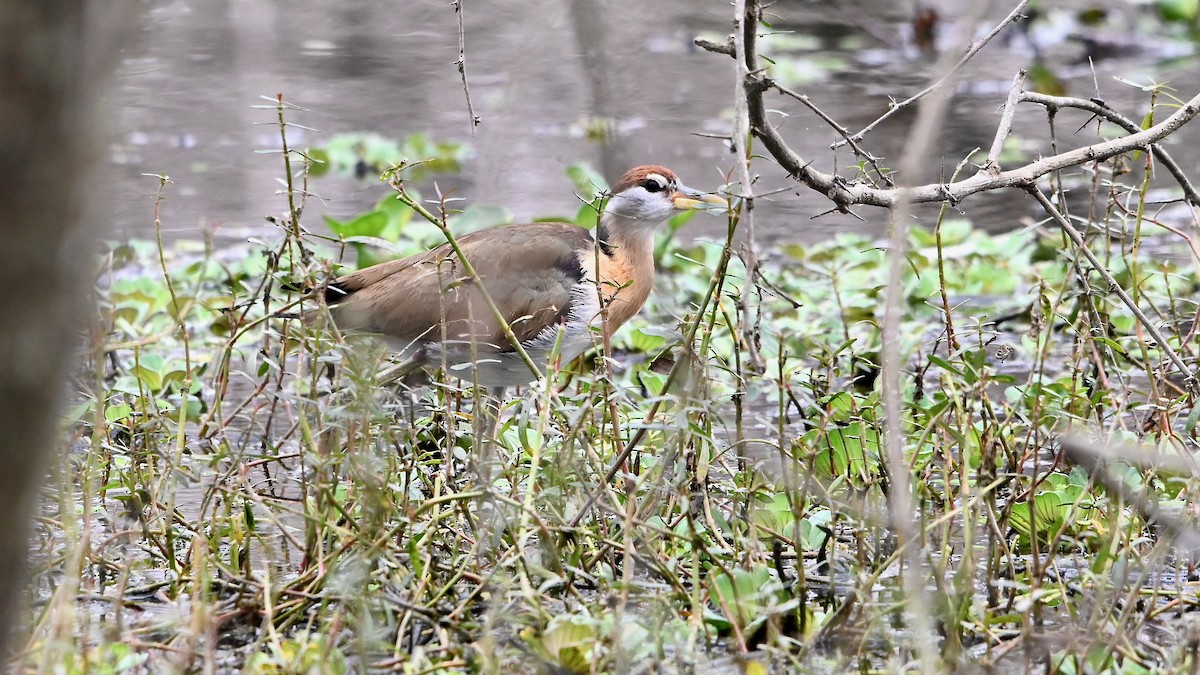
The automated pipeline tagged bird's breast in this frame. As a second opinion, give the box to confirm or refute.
[583,244,655,338]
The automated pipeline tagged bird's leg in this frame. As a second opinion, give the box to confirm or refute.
[469,386,505,479]
[484,385,506,444]
[467,385,511,554]
[375,350,433,425]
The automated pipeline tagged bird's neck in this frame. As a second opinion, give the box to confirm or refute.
[589,212,659,337]
[595,212,657,264]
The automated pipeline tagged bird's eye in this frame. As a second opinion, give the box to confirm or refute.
[642,178,666,193]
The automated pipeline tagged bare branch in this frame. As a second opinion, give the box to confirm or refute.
[1020,91,1200,205]
[984,70,1027,172]
[452,0,480,133]
[1028,186,1198,393]
[694,35,733,57]
[702,0,1200,221]
[841,0,1034,147]
[770,81,893,187]
[747,76,1200,212]
[697,0,1200,215]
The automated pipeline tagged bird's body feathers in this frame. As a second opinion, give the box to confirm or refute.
[323,165,724,386]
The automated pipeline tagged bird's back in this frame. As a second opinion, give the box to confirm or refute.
[326,221,596,355]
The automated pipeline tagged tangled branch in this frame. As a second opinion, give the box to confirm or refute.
[698,0,1200,213]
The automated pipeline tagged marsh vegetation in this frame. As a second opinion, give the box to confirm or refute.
[18,1,1200,673]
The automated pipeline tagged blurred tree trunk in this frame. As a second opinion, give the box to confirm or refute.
[0,0,128,652]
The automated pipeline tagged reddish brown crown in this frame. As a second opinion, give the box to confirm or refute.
[609,165,679,195]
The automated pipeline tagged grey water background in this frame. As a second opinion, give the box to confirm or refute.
[107,0,1200,246]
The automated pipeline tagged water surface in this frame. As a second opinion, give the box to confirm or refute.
[108,0,1200,245]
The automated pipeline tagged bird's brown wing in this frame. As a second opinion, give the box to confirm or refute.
[327,222,594,352]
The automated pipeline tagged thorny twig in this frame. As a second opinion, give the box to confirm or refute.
[842,0,1034,146]
[770,82,894,187]
[1020,90,1200,205]
[1028,186,1198,394]
[696,0,1200,213]
[984,70,1028,172]
[453,0,480,133]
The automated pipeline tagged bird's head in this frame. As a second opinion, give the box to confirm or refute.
[604,165,727,225]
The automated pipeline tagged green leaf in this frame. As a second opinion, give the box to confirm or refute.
[306,147,330,177]
[936,218,973,245]
[627,327,670,353]
[1009,492,1063,542]
[325,210,390,239]
[821,391,856,422]
[751,493,794,534]
[62,400,93,424]
[131,353,165,390]
[572,202,600,229]
[1159,0,1199,22]
[524,614,598,673]
[566,163,607,197]
[709,567,781,631]
[105,404,133,424]
[175,394,204,421]
[800,509,833,550]
[1094,336,1127,356]
[927,354,963,376]
[339,236,406,254]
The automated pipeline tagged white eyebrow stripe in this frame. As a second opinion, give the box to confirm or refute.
[646,173,669,187]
